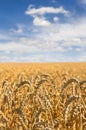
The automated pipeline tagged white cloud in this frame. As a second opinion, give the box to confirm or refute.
[0,55,11,62]
[25,6,70,16]
[81,0,86,4]
[0,41,38,53]
[33,17,51,26]
[78,55,86,61]
[10,28,23,34]
[53,17,59,22]
[10,24,23,34]
[25,6,70,26]
[0,36,65,55]
[0,34,6,39]
[0,34,10,40]
[12,54,53,62]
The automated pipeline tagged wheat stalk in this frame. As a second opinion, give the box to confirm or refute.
[61,78,80,93]
[32,121,46,130]
[64,96,78,123]
[0,110,9,122]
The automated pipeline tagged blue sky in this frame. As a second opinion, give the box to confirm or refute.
[0,0,86,62]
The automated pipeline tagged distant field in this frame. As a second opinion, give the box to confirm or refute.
[0,63,86,130]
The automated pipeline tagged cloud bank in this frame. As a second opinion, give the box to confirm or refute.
[0,3,86,62]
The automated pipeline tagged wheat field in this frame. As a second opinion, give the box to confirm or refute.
[0,63,86,130]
